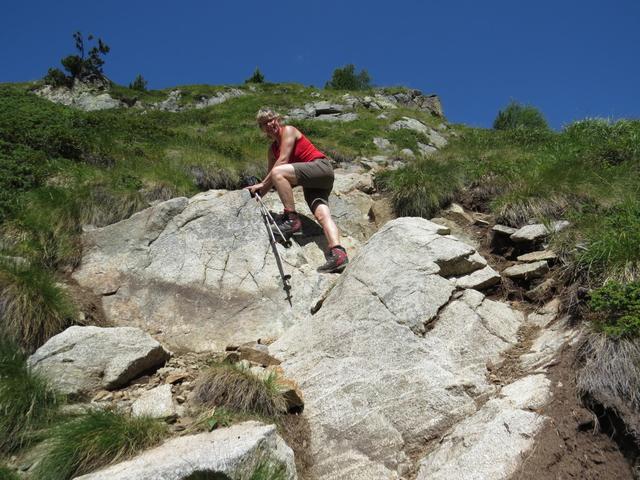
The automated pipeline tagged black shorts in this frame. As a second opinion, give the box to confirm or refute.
[292,158,334,212]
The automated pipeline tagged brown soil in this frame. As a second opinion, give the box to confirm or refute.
[511,345,634,480]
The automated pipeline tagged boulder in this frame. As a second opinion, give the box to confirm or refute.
[389,117,431,135]
[270,218,525,478]
[503,261,549,280]
[315,112,358,122]
[74,422,296,480]
[417,142,438,157]
[454,265,501,290]
[373,137,392,150]
[510,221,570,243]
[517,250,557,262]
[28,326,170,397]
[131,385,176,418]
[492,224,517,236]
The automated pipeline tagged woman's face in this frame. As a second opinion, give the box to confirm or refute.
[259,117,280,139]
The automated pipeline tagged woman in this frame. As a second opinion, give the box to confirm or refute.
[246,108,348,273]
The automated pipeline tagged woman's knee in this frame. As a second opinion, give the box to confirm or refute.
[272,165,286,180]
[313,204,331,222]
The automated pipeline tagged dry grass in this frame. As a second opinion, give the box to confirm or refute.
[576,333,640,411]
[494,194,572,227]
[193,363,288,418]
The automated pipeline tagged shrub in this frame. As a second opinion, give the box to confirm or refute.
[0,261,77,352]
[245,68,265,84]
[493,101,549,131]
[0,339,62,453]
[589,281,640,338]
[34,409,167,480]
[325,64,372,90]
[193,363,287,417]
[129,74,148,92]
[43,68,70,88]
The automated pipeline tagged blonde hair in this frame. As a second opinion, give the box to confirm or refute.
[256,108,281,125]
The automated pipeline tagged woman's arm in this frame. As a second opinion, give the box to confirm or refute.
[256,126,297,195]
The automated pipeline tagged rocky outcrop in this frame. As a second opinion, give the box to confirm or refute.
[269,218,528,479]
[74,422,296,480]
[72,182,376,352]
[389,117,448,149]
[27,326,170,397]
[35,83,124,111]
[151,88,245,112]
[417,375,550,479]
[287,90,444,122]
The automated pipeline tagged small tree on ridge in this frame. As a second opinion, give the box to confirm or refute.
[44,32,110,87]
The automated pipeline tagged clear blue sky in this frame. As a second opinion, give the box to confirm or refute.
[2,0,638,129]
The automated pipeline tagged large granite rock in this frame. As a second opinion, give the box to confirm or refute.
[28,326,170,396]
[270,218,525,479]
[416,375,551,480]
[72,187,372,352]
[74,422,296,480]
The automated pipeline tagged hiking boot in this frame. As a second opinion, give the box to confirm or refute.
[317,246,349,273]
[272,211,302,237]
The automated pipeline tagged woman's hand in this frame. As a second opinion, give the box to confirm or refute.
[245,182,265,198]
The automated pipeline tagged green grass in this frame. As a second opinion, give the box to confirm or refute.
[193,362,288,418]
[249,462,287,480]
[0,260,77,352]
[0,339,62,453]
[0,465,20,480]
[34,409,167,480]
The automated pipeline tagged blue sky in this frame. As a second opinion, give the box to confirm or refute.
[2,0,638,129]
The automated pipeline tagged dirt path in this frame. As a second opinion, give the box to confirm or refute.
[512,346,633,480]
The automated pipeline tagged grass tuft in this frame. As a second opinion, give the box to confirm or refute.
[34,409,167,480]
[0,261,77,352]
[0,339,62,453]
[575,198,640,282]
[193,363,288,418]
[577,333,640,412]
[249,461,287,480]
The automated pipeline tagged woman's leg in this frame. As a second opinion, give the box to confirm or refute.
[313,203,340,248]
[271,164,297,211]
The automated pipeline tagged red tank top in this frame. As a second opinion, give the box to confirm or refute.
[271,133,326,163]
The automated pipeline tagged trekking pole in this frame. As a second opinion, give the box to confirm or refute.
[254,192,292,248]
[244,180,292,306]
